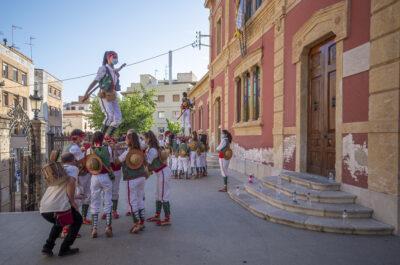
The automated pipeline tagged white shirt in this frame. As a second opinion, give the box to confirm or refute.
[119,150,128,163]
[40,182,70,213]
[68,143,84,161]
[146,148,158,164]
[94,64,118,85]
[216,137,229,152]
[64,164,79,181]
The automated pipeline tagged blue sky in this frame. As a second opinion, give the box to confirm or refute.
[0,0,210,102]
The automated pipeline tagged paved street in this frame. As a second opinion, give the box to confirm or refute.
[1,169,400,265]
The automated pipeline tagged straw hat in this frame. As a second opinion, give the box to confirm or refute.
[160,149,169,163]
[125,149,144,170]
[224,147,233,160]
[188,141,197,150]
[85,154,103,175]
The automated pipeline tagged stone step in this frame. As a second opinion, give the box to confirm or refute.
[263,176,356,204]
[228,187,394,235]
[281,170,341,191]
[244,181,372,218]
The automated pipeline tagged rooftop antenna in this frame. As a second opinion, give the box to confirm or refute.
[154,69,158,79]
[11,25,22,49]
[24,36,35,60]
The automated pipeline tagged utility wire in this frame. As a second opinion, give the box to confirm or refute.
[1,42,195,89]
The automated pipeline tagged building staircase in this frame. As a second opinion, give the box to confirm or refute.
[228,170,394,235]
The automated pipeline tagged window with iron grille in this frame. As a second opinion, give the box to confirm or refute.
[12,67,18,82]
[21,72,27,85]
[2,63,9,79]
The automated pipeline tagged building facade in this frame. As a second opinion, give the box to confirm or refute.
[123,72,196,135]
[0,43,34,117]
[34,69,63,134]
[195,0,400,233]
[63,96,95,134]
[0,42,43,212]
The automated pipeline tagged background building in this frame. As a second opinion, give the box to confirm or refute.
[63,96,95,134]
[0,41,34,118]
[0,41,37,211]
[188,73,210,136]
[196,0,400,234]
[123,72,197,135]
[34,69,63,134]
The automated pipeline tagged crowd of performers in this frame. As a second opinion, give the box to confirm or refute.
[38,50,233,257]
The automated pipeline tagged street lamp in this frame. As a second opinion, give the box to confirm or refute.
[30,88,42,120]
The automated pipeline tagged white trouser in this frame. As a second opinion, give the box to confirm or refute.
[178,157,189,172]
[196,152,206,168]
[219,158,230,177]
[190,151,197,168]
[78,173,91,205]
[156,167,172,202]
[126,177,146,213]
[90,173,113,214]
[112,170,121,200]
[171,155,178,171]
[181,109,191,129]
[99,97,122,127]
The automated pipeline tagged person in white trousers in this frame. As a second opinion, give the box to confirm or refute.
[188,131,199,178]
[116,131,147,233]
[87,132,114,238]
[144,131,172,226]
[178,137,190,179]
[82,51,126,140]
[180,92,193,136]
[216,130,232,192]
[63,129,92,225]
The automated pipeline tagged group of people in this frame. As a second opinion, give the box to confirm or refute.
[40,128,173,257]
[38,50,233,258]
[164,131,209,179]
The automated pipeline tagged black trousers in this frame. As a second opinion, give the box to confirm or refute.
[41,207,83,251]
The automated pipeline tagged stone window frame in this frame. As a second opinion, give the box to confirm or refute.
[2,62,9,79]
[157,95,165,102]
[197,100,204,131]
[233,48,263,136]
[3,92,9,107]
[172,94,180,102]
[291,0,348,177]
[214,7,223,57]
[21,72,27,86]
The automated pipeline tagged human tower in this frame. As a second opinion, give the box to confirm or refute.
[39,51,232,257]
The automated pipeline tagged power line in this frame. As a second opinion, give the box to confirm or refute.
[1,42,195,89]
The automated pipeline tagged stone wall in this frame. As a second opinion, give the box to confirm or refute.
[0,116,47,212]
[0,116,11,211]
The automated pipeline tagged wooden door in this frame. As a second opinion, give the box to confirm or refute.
[307,39,336,177]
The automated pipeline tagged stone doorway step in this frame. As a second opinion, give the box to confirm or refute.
[228,171,394,235]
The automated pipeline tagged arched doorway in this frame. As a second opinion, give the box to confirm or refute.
[7,103,35,212]
[307,38,336,177]
[214,97,221,147]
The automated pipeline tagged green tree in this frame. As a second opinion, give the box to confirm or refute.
[166,118,181,135]
[88,87,156,135]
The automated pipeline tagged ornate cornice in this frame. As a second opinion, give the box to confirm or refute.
[210,0,277,79]
[292,0,349,63]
